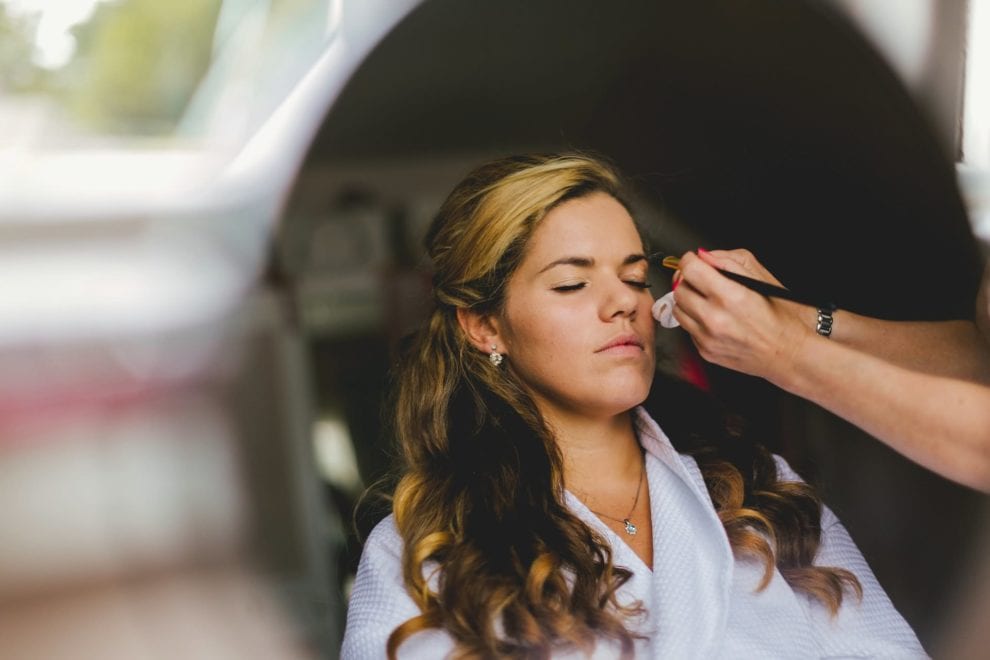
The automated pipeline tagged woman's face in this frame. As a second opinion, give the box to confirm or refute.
[496,191,656,421]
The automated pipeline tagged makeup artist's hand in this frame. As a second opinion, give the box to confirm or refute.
[672,249,814,383]
[673,249,990,492]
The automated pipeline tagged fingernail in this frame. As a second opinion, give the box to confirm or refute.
[672,276,680,291]
[698,248,709,255]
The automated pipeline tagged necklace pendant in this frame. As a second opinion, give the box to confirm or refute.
[623,519,637,536]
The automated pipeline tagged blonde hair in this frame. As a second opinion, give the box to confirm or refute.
[385,153,860,659]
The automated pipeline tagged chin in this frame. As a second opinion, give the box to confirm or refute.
[595,377,652,413]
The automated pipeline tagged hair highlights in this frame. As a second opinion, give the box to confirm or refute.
[385,153,860,658]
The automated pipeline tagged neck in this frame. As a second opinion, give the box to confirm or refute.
[542,407,643,492]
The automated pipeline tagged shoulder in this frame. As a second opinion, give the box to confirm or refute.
[342,515,423,657]
[343,515,461,659]
[348,514,407,615]
[769,454,840,529]
[771,453,803,483]
[364,513,402,557]
[352,514,408,589]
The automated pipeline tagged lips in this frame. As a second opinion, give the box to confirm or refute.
[596,333,645,353]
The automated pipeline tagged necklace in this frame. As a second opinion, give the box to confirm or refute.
[588,458,646,536]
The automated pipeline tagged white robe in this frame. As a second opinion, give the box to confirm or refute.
[341,407,926,659]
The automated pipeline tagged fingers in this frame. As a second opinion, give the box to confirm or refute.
[697,248,783,286]
[670,275,705,328]
[672,280,744,369]
[696,249,747,274]
[671,294,704,337]
[666,248,808,379]
[675,251,713,295]
[676,251,751,305]
[672,311,712,364]
[671,248,788,328]
[670,284,713,357]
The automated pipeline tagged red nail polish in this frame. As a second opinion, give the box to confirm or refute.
[698,248,709,255]
[672,276,680,291]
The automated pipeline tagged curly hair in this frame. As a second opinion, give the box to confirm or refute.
[384,153,860,659]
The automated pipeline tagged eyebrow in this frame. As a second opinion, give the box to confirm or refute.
[537,253,647,274]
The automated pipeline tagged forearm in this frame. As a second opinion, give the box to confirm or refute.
[792,306,990,382]
[774,336,990,492]
[677,249,990,489]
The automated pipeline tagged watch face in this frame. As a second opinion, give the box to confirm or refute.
[816,309,834,337]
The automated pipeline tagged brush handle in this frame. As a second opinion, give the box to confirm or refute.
[716,269,836,312]
[649,253,835,311]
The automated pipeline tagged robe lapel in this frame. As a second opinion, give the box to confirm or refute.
[635,408,734,659]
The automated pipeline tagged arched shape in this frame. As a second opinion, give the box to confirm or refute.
[308,0,981,320]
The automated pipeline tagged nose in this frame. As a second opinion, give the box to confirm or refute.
[600,276,639,321]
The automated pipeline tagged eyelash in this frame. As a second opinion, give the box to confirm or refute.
[552,280,651,292]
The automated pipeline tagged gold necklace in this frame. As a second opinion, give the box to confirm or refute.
[588,459,646,536]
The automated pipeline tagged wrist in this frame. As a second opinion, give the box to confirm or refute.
[815,306,835,338]
[763,303,816,389]
[772,324,825,397]
[793,303,837,340]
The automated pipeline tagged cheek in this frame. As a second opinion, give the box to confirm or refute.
[640,305,657,344]
[503,306,586,372]
[509,312,574,359]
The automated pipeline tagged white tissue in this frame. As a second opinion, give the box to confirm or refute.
[652,292,680,328]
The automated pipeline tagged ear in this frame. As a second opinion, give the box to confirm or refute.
[456,307,504,356]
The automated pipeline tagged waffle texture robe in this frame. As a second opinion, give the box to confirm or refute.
[342,407,926,659]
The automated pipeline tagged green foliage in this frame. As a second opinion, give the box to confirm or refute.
[64,0,222,134]
[0,6,45,92]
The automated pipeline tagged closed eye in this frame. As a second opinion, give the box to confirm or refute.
[553,280,650,292]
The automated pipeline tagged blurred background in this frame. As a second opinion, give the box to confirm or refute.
[1,1,989,658]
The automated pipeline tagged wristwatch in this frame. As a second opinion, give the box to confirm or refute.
[816,306,834,338]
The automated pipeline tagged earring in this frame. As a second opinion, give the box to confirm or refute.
[488,344,503,367]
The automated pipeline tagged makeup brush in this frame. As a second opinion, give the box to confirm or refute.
[649,253,836,312]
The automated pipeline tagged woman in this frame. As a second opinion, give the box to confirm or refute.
[672,248,990,492]
[341,154,924,658]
